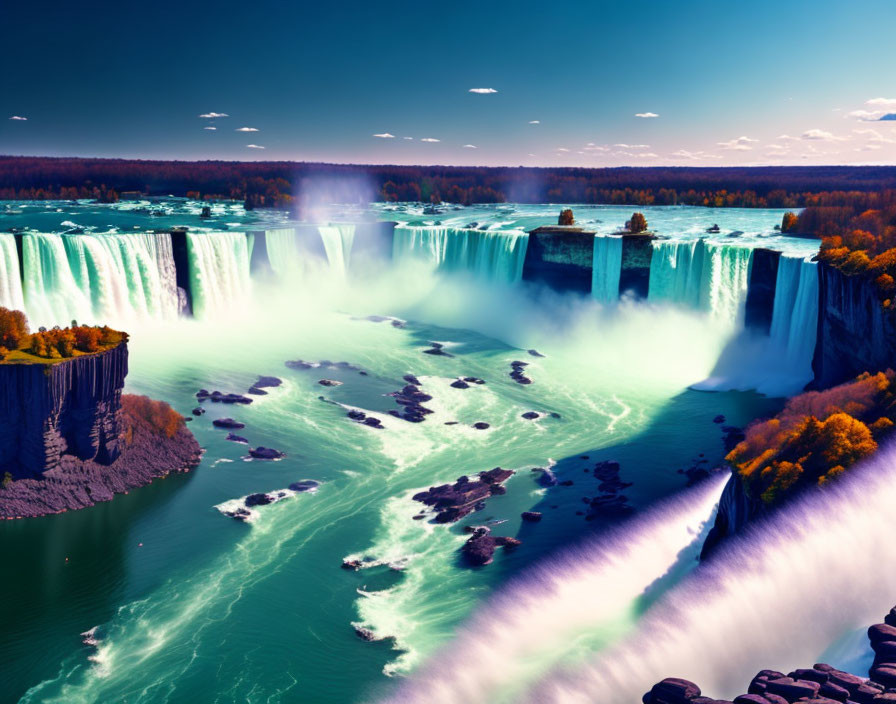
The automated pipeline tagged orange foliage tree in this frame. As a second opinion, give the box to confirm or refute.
[628,212,648,233]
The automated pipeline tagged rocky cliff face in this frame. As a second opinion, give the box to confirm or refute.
[0,344,128,478]
[813,261,896,388]
[744,247,781,334]
[699,471,765,560]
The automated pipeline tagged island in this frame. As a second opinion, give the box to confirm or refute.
[0,307,201,519]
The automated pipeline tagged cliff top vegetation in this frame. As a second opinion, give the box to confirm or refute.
[787,190,896,304]
[0,307,127,365]
[727,371,896,505]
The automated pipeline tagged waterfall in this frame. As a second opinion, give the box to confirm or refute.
[21,233,178,325]
[649,240,752,326]
[0,234,24,310]
[382,476,728,704]
[393,226,529,283]
[592,236,622,302]
[318,225,356,276]
[523,443,896,703]
[186,232,251,318]
[769,256,819,377]
[263,227,307,277]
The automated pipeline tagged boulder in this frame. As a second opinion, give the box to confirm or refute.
[642,678,701,704]
[245,493,273,507]
[764,677,820,700]
[248,447,285,460]
[289,480,319,492]
[521,411,540,420]
[473,422,490,430]
[212,418,245,429]
[225,433,248,444]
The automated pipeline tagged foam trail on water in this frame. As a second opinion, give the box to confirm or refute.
[382,475,727,704]
[0,233,24,309]
[592,235,622,302]
[523,444,896,703]
[392,226,528,283]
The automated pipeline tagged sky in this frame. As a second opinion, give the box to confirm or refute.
[1,0,895,167]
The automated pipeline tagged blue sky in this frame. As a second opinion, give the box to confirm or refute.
[2,0,895,166]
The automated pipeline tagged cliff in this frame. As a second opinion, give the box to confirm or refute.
[0,343,128,479]
[699,472,765,560]
[744,247,781,333]
[813,261,896,387]
[522,226,596,294]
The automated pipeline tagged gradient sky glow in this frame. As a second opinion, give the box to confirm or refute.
[2,0,895,166]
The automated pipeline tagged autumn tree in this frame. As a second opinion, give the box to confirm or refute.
[558,209,575,226]
[781,211,799,232]
[0,307,28,350]
[628,212,648,233]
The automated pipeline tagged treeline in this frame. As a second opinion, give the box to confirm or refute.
[4,156,896,208]
[0,307,126,361]
[792,190,896,303]
[728,371,896,505]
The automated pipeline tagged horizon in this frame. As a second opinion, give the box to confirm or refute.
[3,0,896,168]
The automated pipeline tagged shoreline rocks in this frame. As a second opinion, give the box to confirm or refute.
[412,467,514,523]
[643,606,896,704]
[461,525,521,566]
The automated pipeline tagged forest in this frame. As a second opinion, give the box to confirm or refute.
[4,156,896,209]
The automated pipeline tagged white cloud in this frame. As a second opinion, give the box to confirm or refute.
[636,152,659,158]
[867,97,896,108]
[584,143,609,152]
[420,137,440,143]
[857,143,883,152]
[528,120,540,124]
[527,153,536,157]
[8,115,27,121]
[778,134,799,141]
[373,133,395,139]
[854,128,895,144]
[463,144,477,149]
[204,126,217,131]
[246,144,265,149]
[718,136,758,150]
[848,110,885,121]
[635,112,659,118]
[671,149,701,160]
[556,147,570,152]
[236,127,258,132]
[469,88,498,94]
[613,143,650,149]
[801,128,843,141]
[199,112,228,118]
[403,136,414,140]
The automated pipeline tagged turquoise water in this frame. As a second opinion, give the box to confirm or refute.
[0,201,807,703]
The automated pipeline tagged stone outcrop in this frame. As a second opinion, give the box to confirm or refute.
[522,226,597,294]
[699,471,765,559]
[812,261,896,388]
[619,234,656,299]
[643,606,896,704]
[744,248,782,334]
[0,343,128,479]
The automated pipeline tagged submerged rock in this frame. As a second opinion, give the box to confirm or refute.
[521,511,542,522]
[191,407,205,416]
[423,342,454,357]
[213,418,245,429]
[225,433,248,444]
[527,349,546,358]
[318,379,342,387]
[289,480,319,492]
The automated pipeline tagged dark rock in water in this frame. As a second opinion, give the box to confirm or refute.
[247,386,268,395]
[213,418,245,429]
[521,411,540,420]
[289,480,319,492]
[463,377,486,384]
[450,379,470,389]
[347,410,366,421]
[192,407,205,416]
[363,417,384,429]
[527,349,545,357]
[549,412,561,418]
[472,422,490,430]
[223,507,252,521]
[461,526,520,566]
[245,492,274,507]
[248,447,285,460]
[423,342,454,357]
[318,379,342,387]
[412,467,514,523]
[509,360,533,385]
[444,421,459,425]
[353,625,379,642]
[201,390,253,405]
[390,320,405,328]
[255,376,282,388]
[521,511,542,522]
[342,558,362,570]
[225,433,248,444]
[285,359,315,370]
[403,374,422,386]
[643,677,701,704]
[534,467,558,487]
[713,414,726,424]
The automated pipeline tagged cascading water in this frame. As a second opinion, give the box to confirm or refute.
[318,224,356,276]
[21,232,178,325]
[524,444,896,703]
[186,232,251,318]
[382,476,728,704]
[592,236,622,302]
[392,226,529,283]
[648,239,752,327]
[0,234,24,310]
[769,256,819,377]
